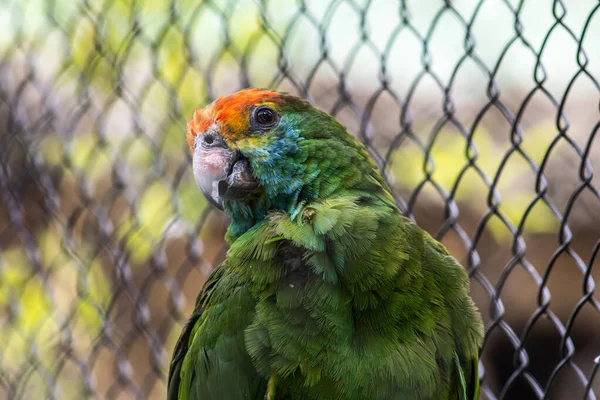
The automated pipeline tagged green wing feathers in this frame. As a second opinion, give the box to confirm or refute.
[167,264,267,400]
[453,351,480,400]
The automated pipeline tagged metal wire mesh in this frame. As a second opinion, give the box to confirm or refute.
[0,0,599,399]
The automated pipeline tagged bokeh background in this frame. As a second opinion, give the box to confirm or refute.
[0,0,599,399]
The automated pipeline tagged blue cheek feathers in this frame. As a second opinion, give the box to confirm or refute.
[225,123,311,241]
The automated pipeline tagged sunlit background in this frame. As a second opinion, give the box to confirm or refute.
[0,0,599,398]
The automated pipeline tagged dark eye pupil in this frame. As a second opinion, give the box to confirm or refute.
[257,109,274,125]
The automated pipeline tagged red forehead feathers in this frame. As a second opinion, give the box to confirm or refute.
[186,88,280,150]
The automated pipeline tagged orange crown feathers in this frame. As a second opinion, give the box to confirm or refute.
[186,88,280,150]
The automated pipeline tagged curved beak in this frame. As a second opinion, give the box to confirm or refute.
[192,128,260,210]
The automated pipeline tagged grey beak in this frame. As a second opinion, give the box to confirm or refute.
[192,130,259,210]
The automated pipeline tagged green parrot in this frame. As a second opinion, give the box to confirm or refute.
[168,88,484,400]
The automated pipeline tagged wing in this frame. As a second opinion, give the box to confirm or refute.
[422,232,483,400]
[167,302,204,400]
[453,351,480,400]
[167,263,224,400]
[167,263,266,400]
[469,357,480,400]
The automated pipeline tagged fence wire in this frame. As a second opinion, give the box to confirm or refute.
[0,0,599,399]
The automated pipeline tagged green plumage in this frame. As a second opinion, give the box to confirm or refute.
[170,91,484,399]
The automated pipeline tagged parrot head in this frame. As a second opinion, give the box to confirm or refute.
[187,88,295,210]
[187,88,388,238]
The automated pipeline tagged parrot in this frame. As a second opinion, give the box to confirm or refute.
[168,88,484,400]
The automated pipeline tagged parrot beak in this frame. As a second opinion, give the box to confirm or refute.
[192,129,260,210]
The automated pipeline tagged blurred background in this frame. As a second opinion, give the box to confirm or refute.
[0,0,599,399]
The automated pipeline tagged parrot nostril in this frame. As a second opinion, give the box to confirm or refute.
[204,134,214,145]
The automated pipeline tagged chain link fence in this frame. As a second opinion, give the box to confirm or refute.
[0,0,599,399]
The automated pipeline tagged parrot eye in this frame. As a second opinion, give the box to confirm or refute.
[252,106,279,130]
